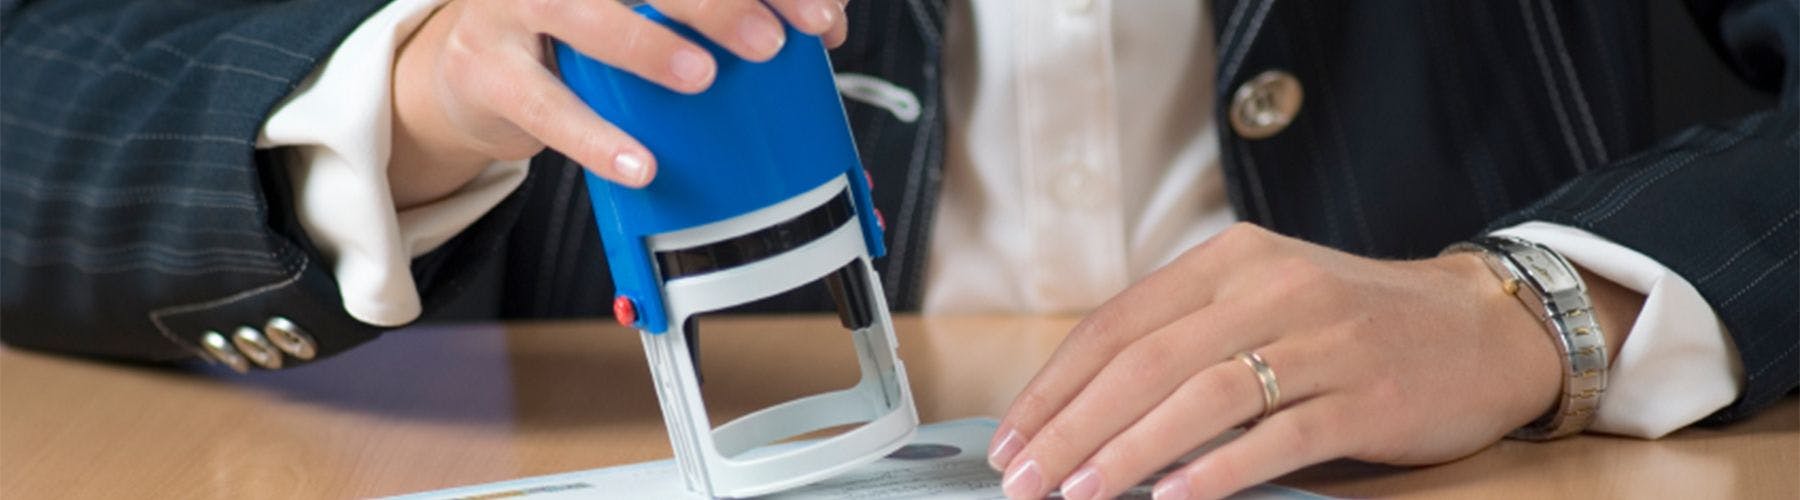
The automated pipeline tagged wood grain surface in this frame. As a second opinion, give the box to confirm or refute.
[2,315,1793,499]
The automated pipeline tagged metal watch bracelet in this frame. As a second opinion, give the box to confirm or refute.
[1444,235,1608,440]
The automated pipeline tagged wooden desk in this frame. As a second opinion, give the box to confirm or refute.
[2,316,1794,499]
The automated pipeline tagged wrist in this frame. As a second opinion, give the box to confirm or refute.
[1432,252,1566,428]
[1446,236,1624,439]
[1573,265,1641,363]
[390,1,498,209]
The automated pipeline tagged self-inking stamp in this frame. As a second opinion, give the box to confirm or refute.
[553,6,918,498]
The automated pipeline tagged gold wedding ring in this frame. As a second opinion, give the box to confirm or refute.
[1236,351,1280,422]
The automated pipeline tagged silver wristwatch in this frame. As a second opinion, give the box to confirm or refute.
[1444,235,1608,440]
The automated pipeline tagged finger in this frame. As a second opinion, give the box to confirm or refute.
[1152,399,1347,500]
[529,0,718,93]
[989,225,1265,469]
[998,306,1268,499]
[1070,340,1331,500]
[762,0,842,35]
[483,52,657,187]
[650,0,788,62]
[821,2,849,48]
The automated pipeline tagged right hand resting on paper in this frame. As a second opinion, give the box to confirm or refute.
[387,0,851,208]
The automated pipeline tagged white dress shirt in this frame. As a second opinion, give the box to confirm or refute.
[256,0,528,327]
[927,0,1231,312]
[260,0,1740,439]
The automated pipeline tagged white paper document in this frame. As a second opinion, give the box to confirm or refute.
[390,418,1333,499]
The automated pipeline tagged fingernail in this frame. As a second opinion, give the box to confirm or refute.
[1060,466,1103,500]
[1152,477,1190,500]
[802,0,837,31]
[1001,459,1042,500]
[988,429,1025,471]
[739,15,785,58]
[669,47,713,87]
[613,150,650,186]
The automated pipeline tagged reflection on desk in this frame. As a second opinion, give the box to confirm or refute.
[2,315,1795,499]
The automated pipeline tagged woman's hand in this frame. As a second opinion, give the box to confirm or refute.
[988,223,1641,500]
[388,0,850,209]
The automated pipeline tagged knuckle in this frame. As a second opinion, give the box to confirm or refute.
[1067,312,1116,347]
[1204,453,1253,490]
[1009,390,1054,428]
[1074,303,1140,348]
[1283,256,1326,279]
[1269,413,1322,459]
[522,0,563,21]
[1323,322,1364,345]
[1218,222,1268,247]
[1033,421,1079,455]
[1299,276,1354,312]
[1192,370,1238,404]
[513,88,557,126]
[657,0,709,21]
[443,56,507,107]
[1315,325,1367,363]
[441,30,484,74]
[617,18,650,55]
[1092,440,1143,473]
[1117,342,1174,383]
[570,130,618,164]
[1267,257,1324,293]
[1322,402,1372,458]
[1361,365,1407,408]
[1333,311,1392,350]
[1199,223,1275,268]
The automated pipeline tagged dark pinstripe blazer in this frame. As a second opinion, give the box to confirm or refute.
[2,1,1793,423]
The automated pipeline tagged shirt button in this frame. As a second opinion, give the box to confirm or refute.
[1229,69,1305,139]
[1053,163,1104,208]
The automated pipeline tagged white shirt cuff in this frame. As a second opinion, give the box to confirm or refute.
[1492,222,1744,438]
[256,0,529,327]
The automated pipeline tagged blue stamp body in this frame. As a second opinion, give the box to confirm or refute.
[553,6,885,333]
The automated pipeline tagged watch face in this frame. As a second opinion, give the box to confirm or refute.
[1516,250,1578,291]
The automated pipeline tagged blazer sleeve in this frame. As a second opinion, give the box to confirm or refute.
[1494,0,1798,423]
[0,1,529,366]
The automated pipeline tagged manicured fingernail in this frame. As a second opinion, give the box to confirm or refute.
[739,15,785,58]
[988,429,1025,471]
[802,0,837,31]
[613,150,649,185]
[1002,459,1042,499]
[1060,466,1103,500]
[1152,477,1191,500]
[669,47,713,87]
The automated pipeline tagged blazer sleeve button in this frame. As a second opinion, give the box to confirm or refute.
[200,331,250,374]
[263,316,317,361]
[232,326,282,370]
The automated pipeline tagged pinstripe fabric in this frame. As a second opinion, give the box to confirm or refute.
[1209,0,1797,422]
[0,0,526,363]
[1499,110,1799,423]
[1,0,1789,426]
[0,1,944,365]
